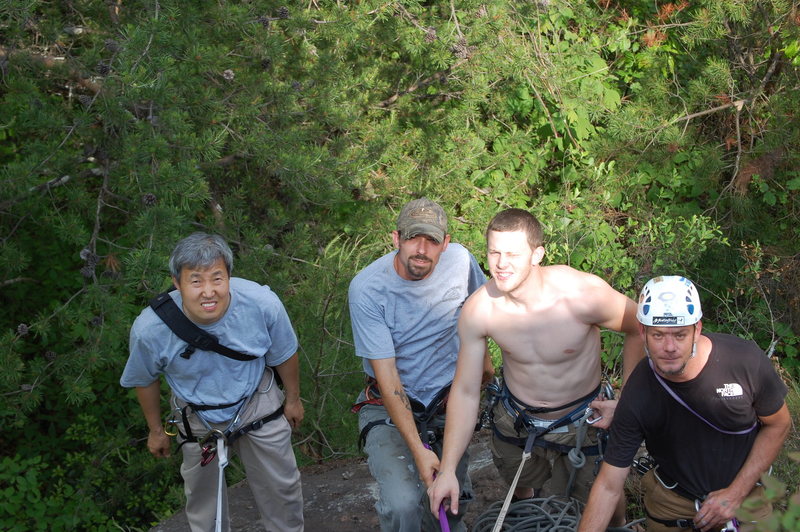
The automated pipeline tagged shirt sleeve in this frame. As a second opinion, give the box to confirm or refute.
[752,348,788,417]
[348,284,396,360]
[603,367,648,468]
[466,251,487,295]
[119,313,166,388]
[262,290,299,366]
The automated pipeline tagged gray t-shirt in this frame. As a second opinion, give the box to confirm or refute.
[120,277,298,423]
[348,243,486,407]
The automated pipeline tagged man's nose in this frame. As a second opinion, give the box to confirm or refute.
[663,336,678,351]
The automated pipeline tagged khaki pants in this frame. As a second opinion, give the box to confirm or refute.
[177,370,304,532]
[642,468,770,532]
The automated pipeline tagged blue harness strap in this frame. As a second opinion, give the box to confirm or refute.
[492,383,605,456]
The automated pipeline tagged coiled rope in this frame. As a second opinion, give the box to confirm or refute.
[472,496,645,532]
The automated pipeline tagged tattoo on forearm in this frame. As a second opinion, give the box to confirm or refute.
[394,389,412,411]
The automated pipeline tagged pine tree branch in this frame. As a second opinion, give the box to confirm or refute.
[0,46,101,94]
[0,277,37,287]
[378,59,468,108]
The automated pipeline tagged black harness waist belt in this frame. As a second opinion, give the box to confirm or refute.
[357,384,452,450]
[645,508,697,530]
[178,404,285,447]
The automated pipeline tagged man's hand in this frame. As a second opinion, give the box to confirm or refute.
[146,428,171,458]
[413,445,441,488]
[283,396,305,430]
[428,470,461,517]
[587,398,618,430]
[694,488,743,532]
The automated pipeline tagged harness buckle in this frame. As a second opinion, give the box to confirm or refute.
[632,454,655,475]
[675,518,693,528]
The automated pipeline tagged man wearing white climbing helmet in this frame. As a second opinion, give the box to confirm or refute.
[579,276,790,532]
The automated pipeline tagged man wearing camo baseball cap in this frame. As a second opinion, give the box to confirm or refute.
[396,197,448,244]
[348,197,493,531]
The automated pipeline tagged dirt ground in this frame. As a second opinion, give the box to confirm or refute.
[150,431,508,532]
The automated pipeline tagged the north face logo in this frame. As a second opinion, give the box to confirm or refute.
[716,383,744,397]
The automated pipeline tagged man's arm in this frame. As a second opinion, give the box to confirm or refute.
[618,295,645,385]
[428,300,487,515]
[274,352,304,429]
[577,462,629,532]
[135,379,171,458]
[695,403,791,531]
[585,279,644,429]
[369,357,440,487]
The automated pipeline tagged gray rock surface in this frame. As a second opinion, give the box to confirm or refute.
[150,432,507,531]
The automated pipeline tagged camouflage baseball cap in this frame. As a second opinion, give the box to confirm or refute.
[396,197,447,243]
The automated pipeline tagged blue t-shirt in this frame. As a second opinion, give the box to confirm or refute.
[120,277,298,422]
[348,243,486,407]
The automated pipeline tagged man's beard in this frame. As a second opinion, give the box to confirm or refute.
[406,255,432,280]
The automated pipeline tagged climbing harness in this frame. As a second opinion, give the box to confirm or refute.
[473,495,645,532]
[353,380,455,450]
[353,380,466,531]
[488,381,612,532]
[171,370,284,532]
[637,455,751,531]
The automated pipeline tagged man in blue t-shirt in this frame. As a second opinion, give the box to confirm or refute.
[121,232,304,532]
[349,197,492,531]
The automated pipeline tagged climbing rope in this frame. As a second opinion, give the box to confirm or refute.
[473,496,645,532]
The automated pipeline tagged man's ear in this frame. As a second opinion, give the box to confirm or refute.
[391,230,401,250]
[441,234,451,251]
[531,246,545,265]
[172,276,180,290]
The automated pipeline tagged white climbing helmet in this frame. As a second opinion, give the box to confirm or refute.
[637,276,703,327]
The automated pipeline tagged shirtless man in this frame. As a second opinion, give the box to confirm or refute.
[428,208,643,520]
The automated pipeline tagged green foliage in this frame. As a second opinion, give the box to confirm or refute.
[745,456,800,531]
[0,0,798,528]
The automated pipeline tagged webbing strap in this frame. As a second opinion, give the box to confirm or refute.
[178,404,285,446]
[645,508,696,530]
[355,382,452,450]
[649,358,757,435]
[149,291,259,362]
[491,425,603,456]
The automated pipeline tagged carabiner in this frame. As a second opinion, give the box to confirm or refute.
[163,411,179,437]
[199,428,226,447]
[585,407,603,425]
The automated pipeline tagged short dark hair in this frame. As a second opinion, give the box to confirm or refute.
[486,208,544,249]
[169,232,233,281]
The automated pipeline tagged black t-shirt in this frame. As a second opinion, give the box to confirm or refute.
[605,332,787,499]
